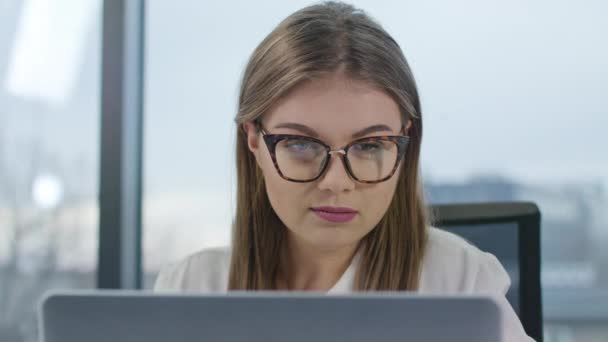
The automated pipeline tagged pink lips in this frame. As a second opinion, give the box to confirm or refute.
[310,206,358,223]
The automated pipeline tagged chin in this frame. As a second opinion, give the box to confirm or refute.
[300,227,363,252]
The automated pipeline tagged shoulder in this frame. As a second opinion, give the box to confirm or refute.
[419,227,510,295]
[153,246,231,293]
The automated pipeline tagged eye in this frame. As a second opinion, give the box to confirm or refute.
[352,141,382,152]
[285,139,315,152]
[278,138,325,162]
[349,140,396,160]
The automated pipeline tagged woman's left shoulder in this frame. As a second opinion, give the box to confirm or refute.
[419,227,511,295]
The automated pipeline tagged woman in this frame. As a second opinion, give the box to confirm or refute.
[155,2,534,341]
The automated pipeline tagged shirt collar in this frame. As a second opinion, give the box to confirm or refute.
[327,250,361,294]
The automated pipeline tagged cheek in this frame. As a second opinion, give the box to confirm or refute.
[365,186,395,219]
[359,173,400,226]
[262,163,308,224]
[256,149,304,225]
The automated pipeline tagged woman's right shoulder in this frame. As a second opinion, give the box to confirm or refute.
[153,246,231,293]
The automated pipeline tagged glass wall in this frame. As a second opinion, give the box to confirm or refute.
[144,1,607,340]
[0,1,101,341]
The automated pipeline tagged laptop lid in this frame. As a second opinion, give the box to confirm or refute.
[40,291,502,342]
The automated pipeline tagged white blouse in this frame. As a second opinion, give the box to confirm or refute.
[154,227,535,342]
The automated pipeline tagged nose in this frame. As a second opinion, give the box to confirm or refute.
[316,153,356,193]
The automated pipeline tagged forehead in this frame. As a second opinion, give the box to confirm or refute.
[264,73,402,139]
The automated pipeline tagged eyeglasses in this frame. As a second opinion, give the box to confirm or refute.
[256,121,410,184]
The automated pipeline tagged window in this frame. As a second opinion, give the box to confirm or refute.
[0,1,101,341]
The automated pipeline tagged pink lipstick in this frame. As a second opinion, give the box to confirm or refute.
[310,206,358,223]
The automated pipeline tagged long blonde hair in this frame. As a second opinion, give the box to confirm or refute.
[229,1,429,291]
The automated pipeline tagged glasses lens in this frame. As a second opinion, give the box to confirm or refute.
[347,138,399,181]
[275,138,327,181]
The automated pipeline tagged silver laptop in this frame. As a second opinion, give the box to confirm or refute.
[40,291,502,342]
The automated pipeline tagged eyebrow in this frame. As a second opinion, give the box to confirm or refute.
[273,123,395,139]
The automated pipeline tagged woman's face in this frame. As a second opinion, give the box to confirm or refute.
[245,72,406,253]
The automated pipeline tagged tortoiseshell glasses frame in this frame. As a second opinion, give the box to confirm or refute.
[255,120,410,184]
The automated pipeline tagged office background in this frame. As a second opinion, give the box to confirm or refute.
[0,0,606,341]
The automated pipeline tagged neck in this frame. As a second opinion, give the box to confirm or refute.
[278,233,360,291]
